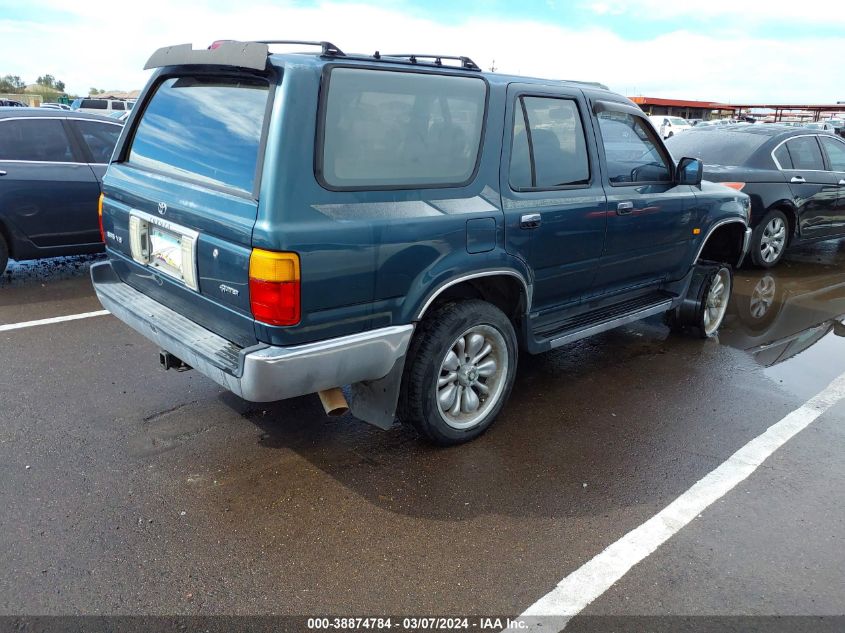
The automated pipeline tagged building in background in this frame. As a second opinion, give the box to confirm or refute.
[630,96,845,122]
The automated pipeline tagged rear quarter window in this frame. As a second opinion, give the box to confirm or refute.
[319,68,487,189]
[785,136,824,170]
[127,76,269,194]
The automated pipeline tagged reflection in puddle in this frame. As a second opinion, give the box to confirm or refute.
[721,242,845,399]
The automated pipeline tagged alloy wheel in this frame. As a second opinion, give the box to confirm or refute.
[703,268,731,336]
[436,325,509,430]
[760,217,787,263]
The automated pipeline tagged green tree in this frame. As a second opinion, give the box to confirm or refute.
[0,74,26,93]
[35,75,66,93]
[36,74,56,88]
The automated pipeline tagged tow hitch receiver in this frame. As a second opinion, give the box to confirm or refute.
[159,350,192,372]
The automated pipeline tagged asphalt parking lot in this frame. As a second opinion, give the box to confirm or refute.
[1,244,844,628]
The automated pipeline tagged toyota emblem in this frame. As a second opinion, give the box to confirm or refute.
[157,202,167,216]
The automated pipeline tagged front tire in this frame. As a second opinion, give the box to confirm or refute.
[398,300,518,446]
[668,265,732,338]
[749,209,789,268]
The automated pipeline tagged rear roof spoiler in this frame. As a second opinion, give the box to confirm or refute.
[144,41,270,71]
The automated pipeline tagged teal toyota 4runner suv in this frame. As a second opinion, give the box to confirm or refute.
[91,40,751,445]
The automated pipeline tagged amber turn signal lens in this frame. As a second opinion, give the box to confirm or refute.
[721,182,746,191]
[249,249,301,326]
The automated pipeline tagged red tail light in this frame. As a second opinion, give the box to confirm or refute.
[97,193,105,242]
[249,249,301,326]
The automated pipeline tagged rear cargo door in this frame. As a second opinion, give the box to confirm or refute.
[102,73,272,347]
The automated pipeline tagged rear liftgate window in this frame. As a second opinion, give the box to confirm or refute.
[320,68,487,189]
[128,76,269,194]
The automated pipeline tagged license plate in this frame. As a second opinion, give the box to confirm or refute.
[149,226,184,280]
[128,210,199,290]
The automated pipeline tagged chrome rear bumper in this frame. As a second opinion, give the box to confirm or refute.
[91,261,414,402]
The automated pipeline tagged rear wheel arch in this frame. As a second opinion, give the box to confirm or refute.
[414,270,531,326]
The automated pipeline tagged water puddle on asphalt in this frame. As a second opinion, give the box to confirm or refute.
[720,242,845,401]
[0,254,105,289]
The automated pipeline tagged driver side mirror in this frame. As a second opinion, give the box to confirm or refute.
[677,157,703,186]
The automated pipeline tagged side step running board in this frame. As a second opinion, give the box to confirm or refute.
[532,293,676,351]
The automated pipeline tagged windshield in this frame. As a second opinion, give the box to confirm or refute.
[664,129,769,165]
[128,75,269,194]
[669,117,688,125]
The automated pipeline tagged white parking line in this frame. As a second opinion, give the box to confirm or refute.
[518,370,845,632]
[0,309,110,332]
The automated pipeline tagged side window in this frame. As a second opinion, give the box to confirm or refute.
[73,120,121,163]
[773,143,793,169]
[320,68,486,188]
[111,101,125,111]
[820,136,845,172]
[509,96,590,190]
[0,119,75,162]
[785,136,824,170]
[597,111,672,184]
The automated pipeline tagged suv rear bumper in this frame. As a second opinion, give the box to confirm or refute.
[91,261,414,402]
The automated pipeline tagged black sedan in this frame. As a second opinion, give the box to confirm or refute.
[0,108,123,275]
[666,125,845,267]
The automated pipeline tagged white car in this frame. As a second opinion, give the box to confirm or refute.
[70,97,132,116]
[648,115,692,139]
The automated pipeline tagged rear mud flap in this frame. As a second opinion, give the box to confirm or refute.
[347,354,407,430]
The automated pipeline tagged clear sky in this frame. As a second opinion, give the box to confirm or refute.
[1,0,842,103]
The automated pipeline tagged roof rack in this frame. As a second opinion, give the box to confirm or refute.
[374,53,481,71]
[258,40,345,57]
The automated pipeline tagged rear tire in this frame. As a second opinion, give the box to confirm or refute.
[0,233,8,276]
[749,209,789,268]
[398,300,518,446]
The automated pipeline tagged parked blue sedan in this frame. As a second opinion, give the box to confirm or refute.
[0,108,123,275]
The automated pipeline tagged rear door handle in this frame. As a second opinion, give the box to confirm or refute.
[617,201,634,215]
[0,170,6,176]
[520,213,541,229]
[839,179,845,186]
[790,176,806,184]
